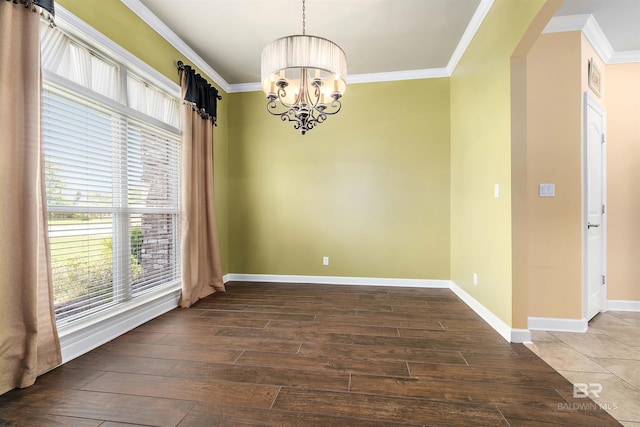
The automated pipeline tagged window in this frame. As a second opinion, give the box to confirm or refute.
[41,23,181,324]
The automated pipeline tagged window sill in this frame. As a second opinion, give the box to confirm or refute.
[57,282,181,363]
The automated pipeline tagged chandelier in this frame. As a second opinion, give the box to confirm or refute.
[261,0,347,135]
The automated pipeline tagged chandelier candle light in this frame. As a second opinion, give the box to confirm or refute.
[261,0,347,134]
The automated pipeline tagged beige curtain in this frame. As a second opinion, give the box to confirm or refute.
[179,72,225,308]
[0,1,62,395]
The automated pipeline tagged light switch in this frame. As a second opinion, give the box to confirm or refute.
[494,184,500,199]
[539,183,555,197]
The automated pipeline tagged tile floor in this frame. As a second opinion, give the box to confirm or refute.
[527,311,640,427]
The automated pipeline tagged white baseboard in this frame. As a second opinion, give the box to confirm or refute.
[528,316,588,333]
[55,273,541,358]
[510,329,533,343]
[226,273,451,289]
[449,282,531,343]
[228,274,531,343]
[607,299,640,312]
[58,285,181,363]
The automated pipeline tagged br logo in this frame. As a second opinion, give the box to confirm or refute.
[573,383,602,398]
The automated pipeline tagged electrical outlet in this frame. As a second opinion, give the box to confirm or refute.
[323,256,329,266]
[473,273,478,286]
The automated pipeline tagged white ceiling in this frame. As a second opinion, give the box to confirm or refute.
[555,0,640,52]
[134,0,640,88]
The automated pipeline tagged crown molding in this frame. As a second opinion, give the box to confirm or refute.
[582,15,614,63]
[120,0,232,93]
[123,0,640,95]
[227,68,451,93]
[121,0,493,94]
[227,82,262,93]
[543,13,590,33]
[447,0,495,74]
[609,50,640,64]
[543,14,615,63]
[349,68,450,84]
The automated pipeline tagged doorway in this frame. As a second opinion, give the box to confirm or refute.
[584,91,607,322]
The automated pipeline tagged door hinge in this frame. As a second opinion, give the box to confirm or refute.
[601,275,606,285]
[601,134,605,144]
[602,204,606,214]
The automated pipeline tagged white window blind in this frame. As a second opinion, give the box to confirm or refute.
[41,23,181,324]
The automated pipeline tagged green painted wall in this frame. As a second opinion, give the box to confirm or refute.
[229,79,451,278]
[56,0,230,274]
[450,0,546,326]
[56,1,569,332]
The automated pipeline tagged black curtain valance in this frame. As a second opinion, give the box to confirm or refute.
[178,61,222,125]
[8,0,55,18]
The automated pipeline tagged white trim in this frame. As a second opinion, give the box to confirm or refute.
[58,285,181,363]
[114,3,639,97]
[446,0,495,74]
[226,275,532,343]
[449,282,513,342]
[119,0,231,93]
[609,50,640,64]
[348,69,450,85]
[528,316,588,333]
[582,15,614,63]
[56,5,179,95]
[544,15,640,64]
[607,300,640,312]
[121,0,494,94]
[543,14,619,64]
[228,69,451,93]
[543,14,591,34]
[227,0,493,94]
[228,82,262,93]
[226,274,450,289]
[223,273,232,284]
[511,329,532,344]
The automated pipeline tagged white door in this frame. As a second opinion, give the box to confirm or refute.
[584,92,606,321]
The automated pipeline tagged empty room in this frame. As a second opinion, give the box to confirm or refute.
[1,0,638,425]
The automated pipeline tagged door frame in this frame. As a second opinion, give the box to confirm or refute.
[582,91,607,321]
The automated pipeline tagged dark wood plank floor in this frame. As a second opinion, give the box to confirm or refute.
[0,282,621,426]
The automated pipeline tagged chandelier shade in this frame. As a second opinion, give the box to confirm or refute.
[260,0,347,135]
[261,35,347,97]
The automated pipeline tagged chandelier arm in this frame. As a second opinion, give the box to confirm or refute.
[276,87,291,108]
[323,99,342,115]
[311,99,341,116]
[266,101,288,117]
[275,84,307,111]
[310,84,322,109]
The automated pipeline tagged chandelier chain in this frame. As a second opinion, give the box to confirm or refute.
[302,0,306,35]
